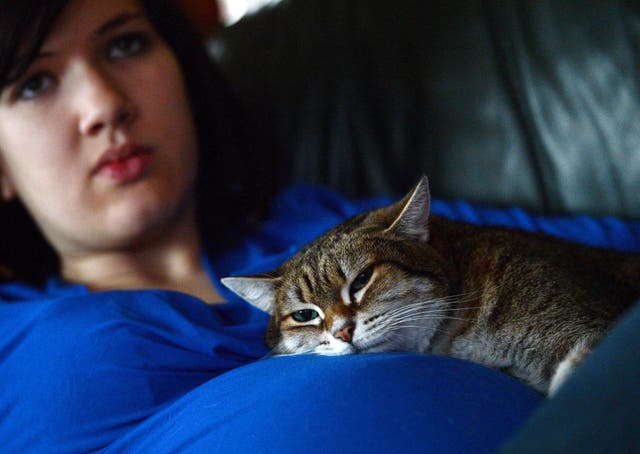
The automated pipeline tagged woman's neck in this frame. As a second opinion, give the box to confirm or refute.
[60,216,225,304]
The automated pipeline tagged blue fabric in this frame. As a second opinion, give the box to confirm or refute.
[0,291,269,452]
[104,354,540,454]
[1,185,638,452]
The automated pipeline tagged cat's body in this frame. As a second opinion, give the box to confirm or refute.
[223,177,640,394]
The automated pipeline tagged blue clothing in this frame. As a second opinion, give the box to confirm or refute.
[1,186,639,453]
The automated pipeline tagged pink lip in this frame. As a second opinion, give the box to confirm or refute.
[93,143,154,182]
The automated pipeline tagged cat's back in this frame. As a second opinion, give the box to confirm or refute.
[430,216,640,316]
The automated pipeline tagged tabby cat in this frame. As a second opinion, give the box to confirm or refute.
[222,177,640,395]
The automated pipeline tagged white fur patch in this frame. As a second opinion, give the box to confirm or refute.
[314,333,356,355]
[549,338,592,396]
[340,284,351,306]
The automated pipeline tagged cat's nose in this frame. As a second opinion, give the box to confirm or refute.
[334,322,355,343]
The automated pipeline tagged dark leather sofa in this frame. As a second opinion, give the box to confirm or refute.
[212,0,640,218]
[211,1,640,451]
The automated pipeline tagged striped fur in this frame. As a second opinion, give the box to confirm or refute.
[223,177,640,395]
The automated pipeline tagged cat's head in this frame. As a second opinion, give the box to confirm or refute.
[222,176,454,355]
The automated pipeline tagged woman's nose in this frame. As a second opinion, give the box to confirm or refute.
[76,65,137,137]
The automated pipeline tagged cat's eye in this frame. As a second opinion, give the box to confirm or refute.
[350,265,374,294]
[291,309,319,323]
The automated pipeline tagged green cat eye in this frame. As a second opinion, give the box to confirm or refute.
[291,309,319,323]
[351,266,374,294]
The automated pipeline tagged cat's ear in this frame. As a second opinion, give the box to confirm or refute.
[221,276,280,315]
[384,175,431,241]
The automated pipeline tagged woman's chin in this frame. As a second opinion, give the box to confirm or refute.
[100,196,191,247]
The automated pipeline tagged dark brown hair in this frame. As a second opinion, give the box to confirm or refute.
[0,0,275,283]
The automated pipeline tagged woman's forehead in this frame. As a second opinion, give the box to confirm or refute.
[41,0,145,50]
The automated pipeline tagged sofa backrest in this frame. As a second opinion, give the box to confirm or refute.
[212,0,640,218]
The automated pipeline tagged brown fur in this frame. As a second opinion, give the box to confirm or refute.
[222,177,640,394]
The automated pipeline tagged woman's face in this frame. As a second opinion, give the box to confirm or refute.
[0,0,199,257]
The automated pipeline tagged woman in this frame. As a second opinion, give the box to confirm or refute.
[0,0,272,288]
[0,1,541,452]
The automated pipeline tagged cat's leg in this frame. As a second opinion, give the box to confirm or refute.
[549,337,593,396]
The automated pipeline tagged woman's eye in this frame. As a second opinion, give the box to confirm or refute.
[350,266,374,294]
[291,309,319,323]
[16,73,55,100]
[107,33,148,60]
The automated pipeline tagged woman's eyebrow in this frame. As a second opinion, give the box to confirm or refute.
[31,51,56,62]
[8,11,147,80]
[94,11,145,37]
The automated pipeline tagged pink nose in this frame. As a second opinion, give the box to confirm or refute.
[334,322,355,343]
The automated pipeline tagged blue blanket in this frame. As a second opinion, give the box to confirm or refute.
[1,186,638,452]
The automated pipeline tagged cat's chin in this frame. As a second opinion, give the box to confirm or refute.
[314,343,358,356]
[272,342,358,356]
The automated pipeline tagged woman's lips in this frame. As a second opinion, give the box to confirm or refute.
[93,143,154,182]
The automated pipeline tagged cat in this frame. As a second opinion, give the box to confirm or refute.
[222,176,640,395]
